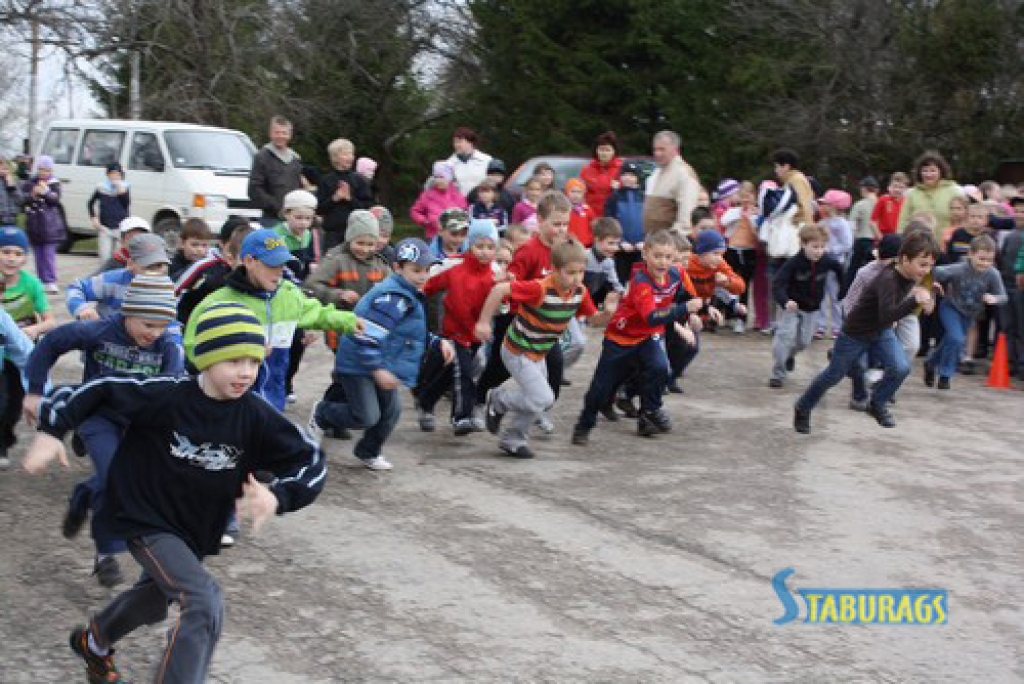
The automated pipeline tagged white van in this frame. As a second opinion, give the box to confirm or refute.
[36,119,263,252]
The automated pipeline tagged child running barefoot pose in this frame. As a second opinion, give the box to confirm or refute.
[793,230,940,434]
[23,302,326,684]
[477,239,616,459]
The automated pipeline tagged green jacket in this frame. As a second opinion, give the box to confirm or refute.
[896,179,962,236]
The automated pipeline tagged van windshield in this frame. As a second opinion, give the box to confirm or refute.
[164,130,254,172]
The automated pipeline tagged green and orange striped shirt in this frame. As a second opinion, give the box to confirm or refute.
[503,275,596,361]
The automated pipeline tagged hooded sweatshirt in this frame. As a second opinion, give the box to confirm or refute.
[423,250,495,347]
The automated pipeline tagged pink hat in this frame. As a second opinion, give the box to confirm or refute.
[356,157,378,175]
[820,189,852,211]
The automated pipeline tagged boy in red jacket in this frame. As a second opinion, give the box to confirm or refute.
[565,177,595,247]
[417,220,500,435]
[573,230,703,443]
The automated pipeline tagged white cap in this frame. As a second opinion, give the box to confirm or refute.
[282,189,317,213]
[118,216,152,234]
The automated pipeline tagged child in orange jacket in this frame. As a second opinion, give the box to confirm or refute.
[686,229,746,331]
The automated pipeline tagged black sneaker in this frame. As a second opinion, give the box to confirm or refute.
[499,445,535,459]
[452,418,475,436]
[93,556,124,588]
[560,378,572,386]
[70,625,125,683]
[937,376,950,390]
[62,506,88,539]
[72,433,88,458]
[785,357,796,372]
[484,393,504,435]
[768,378,784,388]
[923,363,935,387]
[666,379,684,394]
[599,400,619,422]
[793,408,811,434]
[958,360,976,376]
[329,427,352,440]
[571,426,589,446]
[646,408,672,432]
[615,397,639,419]
[637,409,671,437]
[867,402,896,428]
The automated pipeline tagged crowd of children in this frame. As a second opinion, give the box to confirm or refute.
[2,138,1024,682]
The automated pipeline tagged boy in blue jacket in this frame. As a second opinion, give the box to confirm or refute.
[309,238,454,470]
[23,275,184,587]
[605,161,645,284]
[67,233,171,321]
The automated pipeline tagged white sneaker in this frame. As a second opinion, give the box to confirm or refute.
[359,455,393,471]
[534,414,555,436]
[470,405,486,431]
[865,369,884,387]
[45,283,60,295]
[417,407,436,432]
[286,393,297,404]
[0,454,10,470]
[307,402,325,443]
[732,319,746,334]
[220,533,235,548]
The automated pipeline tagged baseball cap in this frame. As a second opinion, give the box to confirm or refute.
[394,238,438,268]
[127,234,170,268]
[240,229,292,267]
[118,216,152,235]
[439,207,469,233]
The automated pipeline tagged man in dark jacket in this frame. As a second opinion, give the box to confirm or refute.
[248,116,304,225]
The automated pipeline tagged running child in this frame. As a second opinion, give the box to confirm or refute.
[23,302,325,684]
[169,218,214,280]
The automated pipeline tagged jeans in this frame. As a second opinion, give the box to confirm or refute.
[492,346,553,450]
[315,374,401,460]
[772,309,818,380]
[665,325,698,380]
[929,299,971,379]
[94,532,223,684]
[69,415,128,556]
[796,328,910,413]
[577,338,668,431]
[417,343,479,423]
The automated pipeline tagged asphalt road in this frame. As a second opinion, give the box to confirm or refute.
[0,253,1021,683]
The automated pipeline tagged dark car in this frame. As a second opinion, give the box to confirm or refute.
[505,155,656,200]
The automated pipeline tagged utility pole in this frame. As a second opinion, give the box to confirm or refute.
[130,50,141,119]
[27,18,39,154]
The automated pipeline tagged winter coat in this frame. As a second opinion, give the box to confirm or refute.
[580,157,622,218]
[410,185,468,240]
[21,177,65,245]
[316,168,374,238]
[248,145,304,219]
[605,187,645,245]
[896,179,963,236]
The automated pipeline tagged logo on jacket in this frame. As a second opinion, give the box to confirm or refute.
[170,431,240,471]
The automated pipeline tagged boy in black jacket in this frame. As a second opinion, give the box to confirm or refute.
[769,224,844,387]
[23,302,326,684]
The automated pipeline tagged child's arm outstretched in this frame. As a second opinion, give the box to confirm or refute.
[475,281,513,342]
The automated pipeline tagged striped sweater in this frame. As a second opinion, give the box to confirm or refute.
[504,274,596,361]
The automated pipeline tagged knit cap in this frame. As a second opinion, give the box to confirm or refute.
[0,226,29,251]
[345,209,380,243]
[693,229,726,255]
[432,161,454,181]
[565,178,585,193]
[356,157,378,175]
[189,302,267,372]
[370,206,394,234]
[716,179,740,201]
[282,189,317,213]
[466,219,499,247]
[120,275,178,322]
[34,155,54,172]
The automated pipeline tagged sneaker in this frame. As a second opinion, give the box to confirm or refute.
[484,393,504,435]
[470,405,486,431]
[865,368,884,386]
[666,379,684,394]
[499,445,535,459]
[645,408,672,432]
[62,506,88,539]
[958,360,976,376]
[329,427,352,440]
[286,392,297,404]
[534,414,555,436]
[45,283,60,295]
[571,426,589,446]
[560,378,572,386]
[417,407,436,432]
[732,319,746,334]
[70,625,125,683]
[831,329,841,339]
[0,447,8,470]
[813,328,826,340]
[599,400,619,422]
[768,378,784,389]
[359,455,393,471]
[452,418,475,436]
[638,409,671,437]
[307,402,325,443]
[92,556,124,588]
[615,397,639,419]
[923,363,935,387]
[937,376,951,390]
[867,402,896,428]
[785,356,796,372]
[793,408,811,434]
[220,533,236,548]
[849,398,869,412]
[760,326,774,336]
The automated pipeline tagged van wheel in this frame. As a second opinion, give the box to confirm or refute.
[57,232,77,254]
[153,217,182,254]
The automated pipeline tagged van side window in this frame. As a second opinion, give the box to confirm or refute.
[41,128,79,164]
[130,132,164,171]
[77,130,125,167]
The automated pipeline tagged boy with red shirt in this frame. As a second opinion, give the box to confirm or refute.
[573,231,702,443]
[871,172,909,236]
[474,192,571,420]
[476,239,616,458]
[565,178,595,247]
[416,220,500,435]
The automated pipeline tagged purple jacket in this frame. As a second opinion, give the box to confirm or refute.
[22,177,66,245]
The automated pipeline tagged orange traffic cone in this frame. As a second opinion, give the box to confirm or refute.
[986,333,1012,389]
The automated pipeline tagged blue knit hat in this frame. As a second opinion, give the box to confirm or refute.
[0,226,29,251]
[693,229,726,255]
[466,219,499,247]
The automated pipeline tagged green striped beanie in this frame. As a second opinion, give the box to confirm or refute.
[121,275,178,322]
[189,302,266,371]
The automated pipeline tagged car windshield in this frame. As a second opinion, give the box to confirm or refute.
[164,130,254,171]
